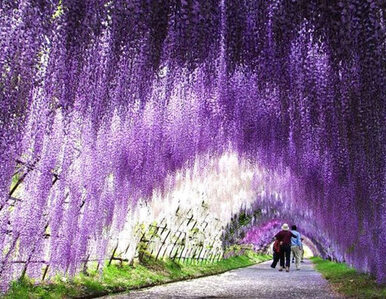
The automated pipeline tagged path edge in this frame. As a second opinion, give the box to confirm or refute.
[87,257,271,299]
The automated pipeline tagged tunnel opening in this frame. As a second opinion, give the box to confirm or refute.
[267,240,317,259]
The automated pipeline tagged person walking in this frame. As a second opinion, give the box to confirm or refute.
[270,239,281,268]
[274,223,295,272]
[291,225,302,270]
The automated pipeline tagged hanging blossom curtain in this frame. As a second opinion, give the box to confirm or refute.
[0,0,384,287]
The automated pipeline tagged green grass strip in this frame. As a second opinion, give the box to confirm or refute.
[4,251,271,298]
[311,257,386,298]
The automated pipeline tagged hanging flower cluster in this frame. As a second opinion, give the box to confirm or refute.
[0,0,384,287]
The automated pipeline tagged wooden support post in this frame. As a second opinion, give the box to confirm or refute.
[108,243,119,266]
[197,245,204,264]
[52,174,59,186]
[42,264,49,281]
[163,216,186,259]
[161,242,171,259]
[210,249,218,263]
[202,249,210,264]
[169,231,184,259]
[159,224,168,235]
[9,159,39,197]
[148,225,161,255]
[184,248,192,263]
[190,246,198,265]
[186,214,194,227]
[83,254,90,274]
[156,230,171,260]
[205,237,217,264]
[123,243,130,255]
[96,261,101,272]
[177,244,186,262]
[20,221,48,280]
[20,264,28,280]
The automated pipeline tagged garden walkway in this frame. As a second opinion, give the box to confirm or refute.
[103,259,341,298]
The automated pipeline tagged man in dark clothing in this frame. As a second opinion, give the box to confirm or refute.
[274,223,296,272]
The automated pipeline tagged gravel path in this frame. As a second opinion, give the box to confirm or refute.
[102,259,341,299]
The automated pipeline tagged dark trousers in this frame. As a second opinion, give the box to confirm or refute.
[271,251,280,268]
[279,245,291,268]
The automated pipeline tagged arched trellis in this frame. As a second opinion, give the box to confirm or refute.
[223,200,347,261]
[0,0,384,288]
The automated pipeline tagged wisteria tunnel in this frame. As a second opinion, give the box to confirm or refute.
[0,0,385,291]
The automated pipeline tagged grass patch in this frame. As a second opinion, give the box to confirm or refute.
[311,257,386,298]
[4,251,271,298]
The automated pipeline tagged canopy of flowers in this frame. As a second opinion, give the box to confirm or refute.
[0,0,384,287]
